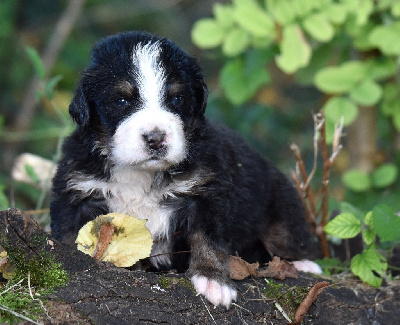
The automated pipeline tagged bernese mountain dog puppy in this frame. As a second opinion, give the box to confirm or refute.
[51,31,320,308]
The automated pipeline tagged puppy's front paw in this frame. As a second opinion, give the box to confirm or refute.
[292,259,322,274]
[191,275,237,309]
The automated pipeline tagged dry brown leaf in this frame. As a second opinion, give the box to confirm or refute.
[229,256,298,281]
[229,256,259,280]
[229,256,298,280]
[257,256,298,280]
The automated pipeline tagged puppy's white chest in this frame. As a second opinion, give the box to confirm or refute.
[105,168,172,240]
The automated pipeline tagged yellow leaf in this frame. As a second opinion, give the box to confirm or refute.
[76,213,153,267]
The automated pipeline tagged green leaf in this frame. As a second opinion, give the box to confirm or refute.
[191,19,226,49]
[366,58,398,81]
[364,211,373,226]
[349,79,382,106]
[296,43,334,85]
[351,248,387,287]
[324,213,362,239]
[266,0,296,25]
[371,164,398,188]
[324,118,335,144]
[44,75,63,100]
[342,169,371,192]
[314,257,342,275]
[394,109,400,131]
[222,28,250,57]
[353,22,375,51]
[341,0,358,11]
[381,84,400,116]
[362,228,376,246]
[24,164,40,185]
[369,22,400,55]
[220,50,270,105]
[322,97,358,126]
[276,24,311,74]
[0,185,9,210]
[315,61,367,93]
[372,205,400,242]
[302,13,334,42]
[233,0,275,37]
[291,0,315,18]
[324,3,347,24]
[25,46,46,80]
[355,0,373,25]
[213,3,234,28]
[392,1,400,17]
[340,202,364,221]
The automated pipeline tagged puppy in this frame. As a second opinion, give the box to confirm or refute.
[50,31,319,308]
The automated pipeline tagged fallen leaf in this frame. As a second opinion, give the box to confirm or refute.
[229,256,259,280]
[0,252,15,280]
[257,256,299,280]
[229,256,298,280]
[76,213,153,267]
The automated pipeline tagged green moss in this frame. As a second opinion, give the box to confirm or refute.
[0,283,44,324]
[263,279,309,321]
[159,276,195,292]
[0,241,69,324]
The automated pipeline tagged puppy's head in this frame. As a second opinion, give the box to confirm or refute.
[69,31,208,171]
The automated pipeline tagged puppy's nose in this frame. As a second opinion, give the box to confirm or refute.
[142,129,166,150]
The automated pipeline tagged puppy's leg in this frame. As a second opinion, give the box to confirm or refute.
[188,231,237,309]
[261,167,322,273]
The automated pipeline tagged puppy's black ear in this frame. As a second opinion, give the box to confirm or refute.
[196,76,208,116]
[69,84,90,126]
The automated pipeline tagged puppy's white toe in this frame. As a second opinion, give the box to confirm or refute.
[191,275,237,308]
[292,259,322,274]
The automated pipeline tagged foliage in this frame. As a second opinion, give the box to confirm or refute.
[192,0,400,197]
[324,203,400,287]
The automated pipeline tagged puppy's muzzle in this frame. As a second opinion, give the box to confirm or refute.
[142,128,166,152]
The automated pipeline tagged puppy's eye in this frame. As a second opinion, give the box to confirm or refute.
[170,95,184,107]
[114,98,130,108]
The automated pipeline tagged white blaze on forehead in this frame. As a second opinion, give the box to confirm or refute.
[132,41,165,110]
[110,40,187,169]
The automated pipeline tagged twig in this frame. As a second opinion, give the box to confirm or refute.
[198,294,217,325]
[290,143,318,224]
[0,279,24,296]
[290,111,344,258]
[291,281,330,324]
[274,302,292,322]
[0,304,42,325]
[318,112,331,257]
[28,272,51,321]
[148,250,191,259]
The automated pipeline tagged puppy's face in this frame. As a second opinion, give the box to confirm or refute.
[69,32,207,171]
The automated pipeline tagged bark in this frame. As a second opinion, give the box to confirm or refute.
[1,208,399,325]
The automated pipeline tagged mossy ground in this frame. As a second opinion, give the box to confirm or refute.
[0,244,69,324]
[262,279,310,321]
[159,275,195,292]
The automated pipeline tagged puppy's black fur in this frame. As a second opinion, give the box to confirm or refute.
[50,31,311,307]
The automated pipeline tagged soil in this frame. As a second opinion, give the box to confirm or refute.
[1,208,399,325]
